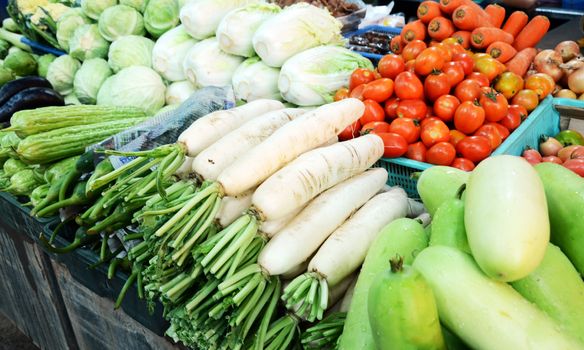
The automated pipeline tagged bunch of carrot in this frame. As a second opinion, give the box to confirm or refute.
[391,0,551,78]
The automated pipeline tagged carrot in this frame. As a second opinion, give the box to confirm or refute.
[391,35,405,54]
[502,11,528,38]
[417,1,442,24]
[513,15,550,51]
[453,4,493,31]
[452,30,471,49]
[505,47,537,77]
[401,20,426,43]
[485,4,505,28]
[439,0,471,14]
[471,27,514,49]
[428,16,455,41]
[487,41,517,63]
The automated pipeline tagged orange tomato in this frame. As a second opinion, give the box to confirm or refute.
[525,73,554,100]
[334,87,349,101]
[511,89,539,112]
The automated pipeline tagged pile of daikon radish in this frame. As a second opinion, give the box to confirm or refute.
[112,97,424,349]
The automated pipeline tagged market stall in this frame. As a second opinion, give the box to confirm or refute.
[0,0,583,349]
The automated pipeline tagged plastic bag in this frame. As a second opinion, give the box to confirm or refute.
[88,85,235,169]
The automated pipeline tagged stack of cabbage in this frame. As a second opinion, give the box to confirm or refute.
[46,0,372,114]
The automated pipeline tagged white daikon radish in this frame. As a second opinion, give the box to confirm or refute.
[174,156,193,179]
[282,187,409,321]
[215,188,255,227]
[217,98,365,196]
[407,199,426,218]
[252,134,384,221]
[177,99,284,156]
[258,168,387,277]
[259,204,303,238]
[192,108,307,181]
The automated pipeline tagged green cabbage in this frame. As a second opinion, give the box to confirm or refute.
[179,0,262,40]
[278,46,373,106]
[69,24,110,61]
[216,3,280,58]
[120,0,147,13]
[152,25,198,82]
[73,58,113,104]
[107,35,154,72]
[182,37,244,87]
[37,54,57,78]
[252,3,344,68]
[143,0,179,38]
[47,55,81,95]
[165,80,196,105]
[81,0,118,20]
[97,66,166,114]
[232,57,281,101]
[98,5,145,41]
[56,8,91,51]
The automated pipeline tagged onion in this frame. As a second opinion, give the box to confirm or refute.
[539,136,563,156]
[554,41,580,62]
[558,145,583,162]
[580,93,584,101]
[555,89,577,99]
[568,67,584,94]
[560,56,584,76]
[534,49,564,82]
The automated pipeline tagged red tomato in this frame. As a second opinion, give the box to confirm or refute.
[475,124,503,150]
[395,72,424,100]
[425,105,433,119]
[479,88,509,122]
[384,98,400,120]
[449,129,466,147]
[451,158,475,171]
[360,99,385,124]
[494,71,524,100]
[500,104,526,131]
[421,116,442,129]
[424,72,451,102]
[456,136,492,163]
[396,99,427,120]
[362,78,394,102]
[402,40,427,62]
[361,121,390,134]
[334,88,349,101]
[474,57,505,81]
[452,52,474,75]
[563,159,584,177]
[454,101,485,135]
[406,141,427,162]
[512,89,539,112]
[467,72,490,87]
[454,79,482,102]
[485,122,510,140]
[415,47,446,76]
[421,119,450,147]
[349,68,375,91]
[523,148,543,165]
[542,156,563,164]
[426,142,456,165]
[377,132,408,158]
[378,54,405,80]
[338,120,361,141]
[405,59,416,72]
[525,73,554,100]
[443,61,465,87]
[389,117,421,143]
[349,84,365,100]
[434,95,460,122]
[432,43,453,62]
[444,42,466,55]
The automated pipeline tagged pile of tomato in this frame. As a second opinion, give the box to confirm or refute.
[335,40,555,171]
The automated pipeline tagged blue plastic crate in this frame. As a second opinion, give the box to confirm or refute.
[344,25,402,63]
[377,96,558,199]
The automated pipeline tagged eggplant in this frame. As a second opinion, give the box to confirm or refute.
[0,87,64,123]
[0,76,53,106]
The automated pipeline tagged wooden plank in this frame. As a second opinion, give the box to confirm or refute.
[0,223,77,350]
[52,262,179,350]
